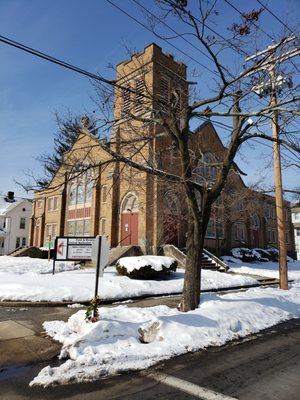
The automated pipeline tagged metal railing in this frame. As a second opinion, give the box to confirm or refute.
[116,233,132,247]
[203,248,229,271]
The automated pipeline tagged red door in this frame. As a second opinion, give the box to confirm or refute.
[121,212,138,245]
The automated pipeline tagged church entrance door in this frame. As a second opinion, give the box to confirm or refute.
[120,192,139,246]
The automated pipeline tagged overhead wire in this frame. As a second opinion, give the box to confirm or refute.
[105,0,218,76]
[224,0,300,73]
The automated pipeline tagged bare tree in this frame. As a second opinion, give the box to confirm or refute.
[28,1,299,312]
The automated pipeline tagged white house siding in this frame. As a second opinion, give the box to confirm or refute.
[0,198,32,255]
[291,208,300,260]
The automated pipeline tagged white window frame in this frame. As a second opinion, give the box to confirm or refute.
[47,196,58,211]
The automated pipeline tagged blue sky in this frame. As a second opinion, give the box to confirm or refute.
[0,0,299,198]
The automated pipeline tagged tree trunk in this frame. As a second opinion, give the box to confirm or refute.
[179,193,213,312]
[180,209,203,312]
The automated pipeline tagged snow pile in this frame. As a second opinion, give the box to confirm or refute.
[221,255,241,264]
[116,255,177,279]
[231,248,256,262]
[0,256,79,275]
[30,283,300,387]
[117,256,176,273]
[230,247,295,263]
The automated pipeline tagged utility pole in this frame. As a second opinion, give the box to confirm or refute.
[269,64,288,289]
[245,35,300,289]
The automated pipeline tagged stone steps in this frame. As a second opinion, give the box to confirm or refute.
[108,245,143,266]
[163,244,227,272]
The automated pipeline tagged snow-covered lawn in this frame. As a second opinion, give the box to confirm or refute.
[30,283,300,386]
[224,257,300,282]
[0,256,258,302]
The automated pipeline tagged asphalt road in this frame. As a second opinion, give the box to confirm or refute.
[1,318,300,400]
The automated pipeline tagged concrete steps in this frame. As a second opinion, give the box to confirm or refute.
[108,245,143,266]
[7,246,29,257]
[200,255,220,270]
[163,244,228,272]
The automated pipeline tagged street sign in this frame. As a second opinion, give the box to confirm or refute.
[44,239,55,250]
[53,236,95,274]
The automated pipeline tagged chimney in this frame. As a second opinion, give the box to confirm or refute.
[6,191,15,202]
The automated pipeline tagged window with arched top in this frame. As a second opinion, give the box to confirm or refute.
[67,169,94,207]
[163,192,180,214]
[121,192,139,213]
[66,168,94,236]
[234,223,247,241]
[192,152,218,183]
[250,213,260,229]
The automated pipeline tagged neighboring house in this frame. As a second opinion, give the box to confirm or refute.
[291,203,300,260]
[29,43,295,255]
[0,192,32,255]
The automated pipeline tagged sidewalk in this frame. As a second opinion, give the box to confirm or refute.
[0,295,182,368]
[0,276,286,369]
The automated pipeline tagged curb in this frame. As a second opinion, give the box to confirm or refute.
[0,278,290,307]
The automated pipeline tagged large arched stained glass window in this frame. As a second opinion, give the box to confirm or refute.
[66,169,94,236]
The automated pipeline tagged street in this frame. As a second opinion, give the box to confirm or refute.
[1,316,299,400]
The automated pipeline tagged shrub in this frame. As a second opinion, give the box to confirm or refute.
[116,255,177,279]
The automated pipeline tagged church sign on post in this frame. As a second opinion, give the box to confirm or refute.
[53,236,95,274]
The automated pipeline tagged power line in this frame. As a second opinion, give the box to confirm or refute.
[0,34,163,103]
[108,0,271,116]
[255,0,300,73]
[256,0,296,36]
[104,0,218,76]
[131,0,215,64]
[224,0,300,73]
[0,34,113,88]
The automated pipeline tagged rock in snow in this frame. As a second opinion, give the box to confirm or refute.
[138,319,161,343]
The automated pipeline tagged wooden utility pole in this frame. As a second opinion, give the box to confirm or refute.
[245,35,300,289]
[269,66,288,289]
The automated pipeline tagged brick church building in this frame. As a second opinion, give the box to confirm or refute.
[29,43,295,255]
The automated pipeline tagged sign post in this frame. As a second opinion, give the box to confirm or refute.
[90,235,109,319]
[91,235,109,298]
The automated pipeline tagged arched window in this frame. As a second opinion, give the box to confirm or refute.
[250,214,260,229]
[234,223,247,241]
[67,169,94,207]
[192,152,218,183]
[121,192,139,213]
[66,169,94,236]
[163,192,180,214]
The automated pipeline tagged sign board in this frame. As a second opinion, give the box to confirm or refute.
[44,239,55,250]
[91,235,110,277]
[53,236,95,274]
[54,236,95,261]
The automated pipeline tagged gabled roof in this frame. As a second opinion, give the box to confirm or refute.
[0,196,32,216]
[194,120,247,179]
[35,128,101,194]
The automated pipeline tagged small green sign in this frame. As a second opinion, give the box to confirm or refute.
[44,240,55,250]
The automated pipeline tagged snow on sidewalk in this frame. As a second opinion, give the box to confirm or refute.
[30,283,300,386]
[0,256,258,302]
[225,257,300,282]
